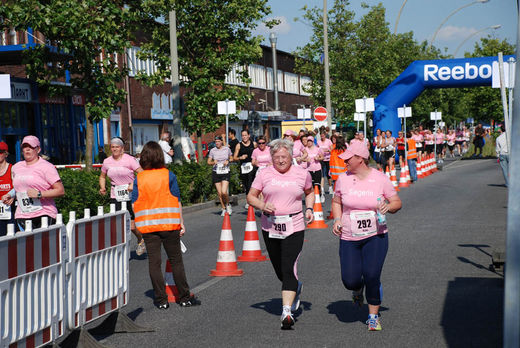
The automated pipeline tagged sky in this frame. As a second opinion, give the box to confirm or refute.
[256,0,516,58]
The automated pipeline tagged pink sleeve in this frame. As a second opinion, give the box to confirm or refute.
[382,175,397,199]
[129,155,140,171]
[251,149,258,160]
[251,170,264,191]
[304,171,312,190]
[45,162,62,185]
[101,159,108,173]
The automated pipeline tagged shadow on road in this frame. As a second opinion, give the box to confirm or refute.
[326,300,388,324]
[251,298,312,318]
[441,277,503,347]
[488,184,507,188]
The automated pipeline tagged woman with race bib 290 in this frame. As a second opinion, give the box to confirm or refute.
[247,138,315,330]
[10,136,65,230]
[331,141,401,331]
[99,137,144,255]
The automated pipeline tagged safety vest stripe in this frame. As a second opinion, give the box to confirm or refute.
[134,207,180,218]
[135,218,181,228]
[330,165,346,170]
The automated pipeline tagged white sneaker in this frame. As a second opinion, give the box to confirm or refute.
[226,204,233,215]
[320,194,325,203]
[221,209,226,216]
[136,240,146,256]
[244,203,249,209]
[328,186,333,195]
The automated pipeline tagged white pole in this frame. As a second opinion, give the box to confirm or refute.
[403,104,407,165]
[434,110,438,163]
[225,99,229,146]
[363,113,367,139]
[508,57,515,151]
[303,105,306,131]
[498,53,510,152]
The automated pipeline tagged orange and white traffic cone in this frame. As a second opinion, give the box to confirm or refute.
[432,154,439,173]
[237,206,267,262]
[165,260,194,303]
[417,157,424,179]
[424,155,431,177]
[404,163,412,184]
[385,165,391,179]
[326,182,335,220]
[307,185,329,229]
[210,212,244,276]
[390,164,400,191]
[398,165,409,188]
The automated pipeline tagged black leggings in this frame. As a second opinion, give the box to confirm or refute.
[16,215,56,231]
[262,230,304,292]
[240,167,256,194]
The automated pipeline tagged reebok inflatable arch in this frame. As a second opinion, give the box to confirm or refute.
[373,55,515,136]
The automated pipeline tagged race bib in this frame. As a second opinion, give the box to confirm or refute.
[16,192,43,213]
[241,162,253,174]
[115,184,130,202]
[350,210,377,237]
[385,145,394,151]
[292,158,298,165]
[416,143,423,148]
[0,202,11,220]
[267,215,294,239]
[216,163,229,174]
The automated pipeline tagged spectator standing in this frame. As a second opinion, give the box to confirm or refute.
[159,131,174,164]
[228,129,239,154]
[495,125,509,187]
[406,131,418,182]
[98,146,108,163]
[0,142,16,235]
[473,123,485,157]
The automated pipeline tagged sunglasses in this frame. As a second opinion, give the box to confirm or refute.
[0,150,6,154]
[258,142,266,145]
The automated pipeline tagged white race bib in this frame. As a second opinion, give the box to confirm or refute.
[241,162,253,174]
[115,184,130,202]
[267,215,294,239]
[16,192,43,213]
[350,210,377,237]
[0,202,11,220]
[216,163,229,174]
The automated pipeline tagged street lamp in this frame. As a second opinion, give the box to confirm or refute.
[428,0,489,51]
[269,32,279,111]
[394,0,408,34]
[453,24,501,57]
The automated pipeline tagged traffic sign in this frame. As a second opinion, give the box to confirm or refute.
[314,106,328,121]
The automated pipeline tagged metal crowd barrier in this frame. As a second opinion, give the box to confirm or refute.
[0,203,142,348]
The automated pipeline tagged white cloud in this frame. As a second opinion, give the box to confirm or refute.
[257,16,292,35]
[436,25,478,42]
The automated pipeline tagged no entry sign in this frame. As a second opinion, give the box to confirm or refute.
[314,106,327,121]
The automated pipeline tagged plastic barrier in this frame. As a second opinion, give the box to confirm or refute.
[55,164,103,170]
[65,204,130,331]
[0,217,66,348]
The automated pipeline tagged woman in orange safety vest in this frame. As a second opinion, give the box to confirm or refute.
[132,141,200,309]
[329,135,348,183]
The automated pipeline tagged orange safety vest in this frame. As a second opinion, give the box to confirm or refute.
[329,148,347,181]
[133,168,181,233]
[406,139,417,159]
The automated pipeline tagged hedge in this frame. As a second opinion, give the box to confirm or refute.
[56,161,243,222]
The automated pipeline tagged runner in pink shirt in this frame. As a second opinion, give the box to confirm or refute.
[10,135,65,230]
[251,135,272,171]
[435,129,446,162]
[446,130,456,158]
[304,135,324,201]
[292,130,308,166]
[411,130,424,158]
[317,131,333,194]
[331,141,402,331]
[99,137,144,255]
[247,138,314,330]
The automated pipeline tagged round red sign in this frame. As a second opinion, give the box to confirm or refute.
[314,106,328,121]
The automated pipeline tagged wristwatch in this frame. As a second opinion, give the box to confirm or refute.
[306,207,314,213]
[37,190,42,199]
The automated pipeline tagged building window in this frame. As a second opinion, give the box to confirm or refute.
[248,64,266,89]
[284,72,299,94]
[300,76,311,96]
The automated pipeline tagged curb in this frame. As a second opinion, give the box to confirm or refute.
[182,193,247,215]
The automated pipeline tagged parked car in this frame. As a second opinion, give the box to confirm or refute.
[191,141,209,160]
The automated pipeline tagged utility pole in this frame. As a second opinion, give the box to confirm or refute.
[169,9,183,164]
[323,0,332,134]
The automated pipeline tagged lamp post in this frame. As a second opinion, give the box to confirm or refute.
[394,0,408,34]
[428,0,489,51]
[453,24,501,57]
[323,0,332,134]
[269,32,279,111]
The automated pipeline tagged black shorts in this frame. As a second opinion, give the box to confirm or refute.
[397,149,405,159]
[110,198,135,220]
[384,151,394,160]
[436,145,444,154]
[212,171,230,184]
[425,144,434,153]
[455,140,464,145]
[448,144,455,151]
[309,170,321,187]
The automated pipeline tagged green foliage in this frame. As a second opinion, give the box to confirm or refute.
[463,135,497,158]
[131,0,274,135]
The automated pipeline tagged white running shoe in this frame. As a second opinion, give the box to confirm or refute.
[226,204,233,215]
[244,203,249,209]
[221,209,226,216]
[320,194,325,203]
[281,313,295,330]
[328,186,333,195]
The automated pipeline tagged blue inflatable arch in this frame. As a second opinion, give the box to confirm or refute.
[373,55,515,136]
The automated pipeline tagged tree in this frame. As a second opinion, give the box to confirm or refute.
[1,0,135,168]
[131,0,275,162]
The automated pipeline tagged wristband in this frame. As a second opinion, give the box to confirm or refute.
[306,207,313,213]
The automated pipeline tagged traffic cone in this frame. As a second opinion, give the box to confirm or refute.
[237,206,267,262]
[404,163,412,183]
[423,155,431,177]
[210,212,244,276]
[398,165,409,188]
[417,157,424,179]
[390,164,400,191]
[307,185,329,229]
[165,260,194,303]
[432,154,439,172]
[385,165,391,179]
[326,182,335,220]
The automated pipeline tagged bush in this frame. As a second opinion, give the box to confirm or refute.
[463,135,497,158]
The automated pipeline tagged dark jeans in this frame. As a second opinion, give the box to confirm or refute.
[407,158,417,182]
[262,230,304,292]
[16,215,56,232]
[142,230,191,305]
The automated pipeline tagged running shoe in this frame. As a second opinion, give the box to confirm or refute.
[179,295,201,307]
[367,316,382,331]
[221,209,227,217]
[244,203,249,209]
[320,193,325,203]
[281,313,295,330]
[352,286,364,308]
[157,303,169,310]
[136,240,146,256]
[328,186,333,195]
[226,204,233,215]
[291,281,302,312]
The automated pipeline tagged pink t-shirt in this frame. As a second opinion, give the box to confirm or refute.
[435,133,445,144]
[251,165,312,233]
[317,138,333,161]
[334,168,397,241]
[208,146,232,170]
[252,147,272,168]
[425,134,434,145]
[412,134,423,147]
[101,154,140,199]
[305,146,323,172]
[293,140,304,158]
[12,158,62,219]
[447,133,456,145]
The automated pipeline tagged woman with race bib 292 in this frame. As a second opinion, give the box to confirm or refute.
[99,137,144,255]
[247,138,315,330]
[331,141,401,331]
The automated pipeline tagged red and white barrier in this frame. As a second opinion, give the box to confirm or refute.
[0,216,66,348]
[65,204,130,330]
[54,164,103,170]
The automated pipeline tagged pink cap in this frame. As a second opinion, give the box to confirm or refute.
[339,141,369,160]
[0,142,7,151]
[283,129,295,136]
[307,135,315,141]
[22,135,40,148]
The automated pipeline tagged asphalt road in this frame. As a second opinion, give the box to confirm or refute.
[95,158,507,348]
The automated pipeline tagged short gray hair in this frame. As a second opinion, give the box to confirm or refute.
[269,138,293,157]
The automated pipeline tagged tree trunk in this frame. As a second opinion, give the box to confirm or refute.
[197,131,203,164]
[85,112,94,171]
